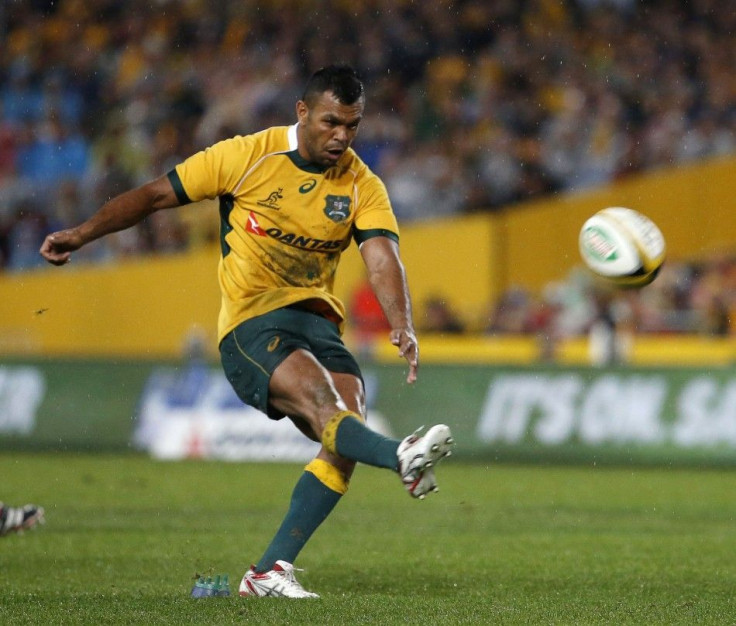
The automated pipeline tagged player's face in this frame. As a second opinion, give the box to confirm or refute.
[296,91,364,166]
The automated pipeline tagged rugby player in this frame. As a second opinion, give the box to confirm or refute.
[40,65,454,598]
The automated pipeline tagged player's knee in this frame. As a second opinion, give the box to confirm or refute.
[320,410,364,455]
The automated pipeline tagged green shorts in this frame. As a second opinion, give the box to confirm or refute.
[219,306,363,420]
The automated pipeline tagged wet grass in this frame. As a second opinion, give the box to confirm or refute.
[2,453,735,624]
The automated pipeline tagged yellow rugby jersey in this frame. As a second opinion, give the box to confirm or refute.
[168,124,399,342]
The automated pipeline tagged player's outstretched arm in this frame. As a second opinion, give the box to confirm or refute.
[40,175,180,266]
[359,236,419,384]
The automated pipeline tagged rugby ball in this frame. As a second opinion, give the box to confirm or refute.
[579,207,665,287]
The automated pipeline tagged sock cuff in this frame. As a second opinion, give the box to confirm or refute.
[321,410,364,455]
[304,459,349,495]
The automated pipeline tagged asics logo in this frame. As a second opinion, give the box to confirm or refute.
[299,178,317,194]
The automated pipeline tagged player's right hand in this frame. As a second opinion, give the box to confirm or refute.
[39,229,84,266]
[390,328,419,384]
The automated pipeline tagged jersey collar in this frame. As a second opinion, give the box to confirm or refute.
[287,124,299,150]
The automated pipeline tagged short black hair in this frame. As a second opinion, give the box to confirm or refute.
[302,65,364,106]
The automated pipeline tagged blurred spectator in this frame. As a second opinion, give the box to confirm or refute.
[528,289,564,362]
[381,142,468,222]
[485,255,736,343]
[349,277,391,347]
[421,296,466,334]
[2,200,52,271]
[15,113,89,186]
[587,288,633,365]
[486,287,535,335]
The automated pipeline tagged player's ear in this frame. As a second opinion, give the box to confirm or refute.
[296,100,308,125]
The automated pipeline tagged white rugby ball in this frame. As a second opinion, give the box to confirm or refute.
[579,207,665,287]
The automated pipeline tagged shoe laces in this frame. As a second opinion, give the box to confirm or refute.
[272,562,310,593]
[408,425,425,443]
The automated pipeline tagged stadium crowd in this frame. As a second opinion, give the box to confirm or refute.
[1,0,735,336]
[484,253,736,343]
[352,251,736,344]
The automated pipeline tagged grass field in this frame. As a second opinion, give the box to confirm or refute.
[2,453,736,625]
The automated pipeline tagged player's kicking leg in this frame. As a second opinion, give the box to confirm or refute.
[271,358,455,498]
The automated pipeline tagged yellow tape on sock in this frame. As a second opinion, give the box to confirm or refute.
[305,459,349,495]
[321,410,363,455]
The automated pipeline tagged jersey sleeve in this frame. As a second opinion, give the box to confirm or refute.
[169,136,254,203]
[353,172,399,245]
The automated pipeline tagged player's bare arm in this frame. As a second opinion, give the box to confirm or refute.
[40,175,180,266]
[359,236,419,384]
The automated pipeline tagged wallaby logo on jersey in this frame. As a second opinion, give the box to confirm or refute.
[323,195,351,222]
[257,187,283,209]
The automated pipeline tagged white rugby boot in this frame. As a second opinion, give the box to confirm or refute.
[397,424,454,499]
[413,468,439,499]
[239,560,319,598]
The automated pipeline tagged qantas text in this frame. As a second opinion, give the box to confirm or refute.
[265,228,343,251]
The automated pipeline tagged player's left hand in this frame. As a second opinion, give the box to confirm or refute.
[390,328,419,384]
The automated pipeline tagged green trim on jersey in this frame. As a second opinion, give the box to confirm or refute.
[286,150,330,174]
[219,195,235,257]
[353,227,399,246]
[167,169,191,205]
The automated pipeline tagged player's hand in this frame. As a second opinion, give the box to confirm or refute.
[39,229,84,266]
[390,328,419,384]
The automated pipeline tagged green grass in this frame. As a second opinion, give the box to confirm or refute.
[2,454,736,624]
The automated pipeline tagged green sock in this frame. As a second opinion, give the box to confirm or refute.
[335,416,400,470]
[256,471,342,572]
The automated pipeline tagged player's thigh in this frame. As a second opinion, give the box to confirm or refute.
[268,348,345,426]
[221,306,364,429]
[274,352,364,479]
[219,309,313,419]
[273,354,359,477]
[269,310,364,423]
